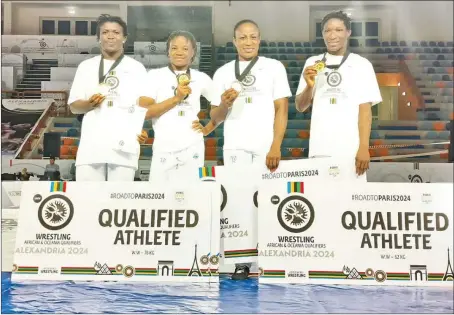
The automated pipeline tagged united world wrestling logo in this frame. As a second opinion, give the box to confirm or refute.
[35,194,74,231]
[272,182,315,233]
[241,74,256,87]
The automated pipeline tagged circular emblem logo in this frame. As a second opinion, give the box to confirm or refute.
[128,106,135,114]
[277,195,315,233]
[119,140,124,146]
[200,255,209,265]
[115,264,124,273]
[374,270,387,282]
[33,194,42,203]
[38,194,74,231]
[123,265,135,278]
[327,72,342,87]
[105,76,119,89]
[149,44,156,52]
[241,74,256,87]
[270,195,280,205]
[209,255,219,265]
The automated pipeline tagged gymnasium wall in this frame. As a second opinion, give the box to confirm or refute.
[3,1,452,44]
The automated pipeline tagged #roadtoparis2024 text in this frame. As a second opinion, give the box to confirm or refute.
[262,169,319,180]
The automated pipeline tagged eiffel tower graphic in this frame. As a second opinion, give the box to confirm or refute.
[442,248,454,281]
[188,244,202,277]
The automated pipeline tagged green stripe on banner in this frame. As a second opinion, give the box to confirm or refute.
[287,182,304,193]
[224,249,258,258]
[16,266,39,274]
[309,271,345,279]
[61,270,98,275]
[263,270,285,276]
[198,166,216,178]
[262,270,285,278]
[17,267,39,271]
[50,181,66,192]
[135,271,157,276]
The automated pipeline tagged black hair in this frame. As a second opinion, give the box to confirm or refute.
[233,19,260,38]
[166,30,198,62]
[321,10,351,31]
[96,14,128,40]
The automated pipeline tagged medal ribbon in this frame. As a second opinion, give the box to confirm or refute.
[235,56,259,82]
[99,54,124,84]
[321,51,350,70]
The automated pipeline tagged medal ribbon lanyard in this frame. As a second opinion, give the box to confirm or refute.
[321,51,350,70]
[99,54,125,84]
[234,56,259,82]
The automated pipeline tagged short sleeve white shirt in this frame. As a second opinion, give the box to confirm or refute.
[295,53,382,158]
[145,67,214,153]
[212,57,291,154]
[69,55,148,169]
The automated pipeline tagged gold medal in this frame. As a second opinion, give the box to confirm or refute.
[314,61,325,73]
[176,73,191,85]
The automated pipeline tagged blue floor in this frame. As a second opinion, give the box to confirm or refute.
[1,272,453,313]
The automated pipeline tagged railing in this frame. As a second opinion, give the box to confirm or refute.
[1,90,69,159]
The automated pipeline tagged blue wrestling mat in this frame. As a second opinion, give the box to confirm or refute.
[2,272,453,313]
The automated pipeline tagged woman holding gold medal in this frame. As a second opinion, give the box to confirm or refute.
[138,30,215,182]
[68,14,149,181]
[295,11,382,179]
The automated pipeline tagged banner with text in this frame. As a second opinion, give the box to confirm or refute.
[12,181,220,283]
[197,158,364,274]
[258,180,453,287]
[260,157,367,184]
